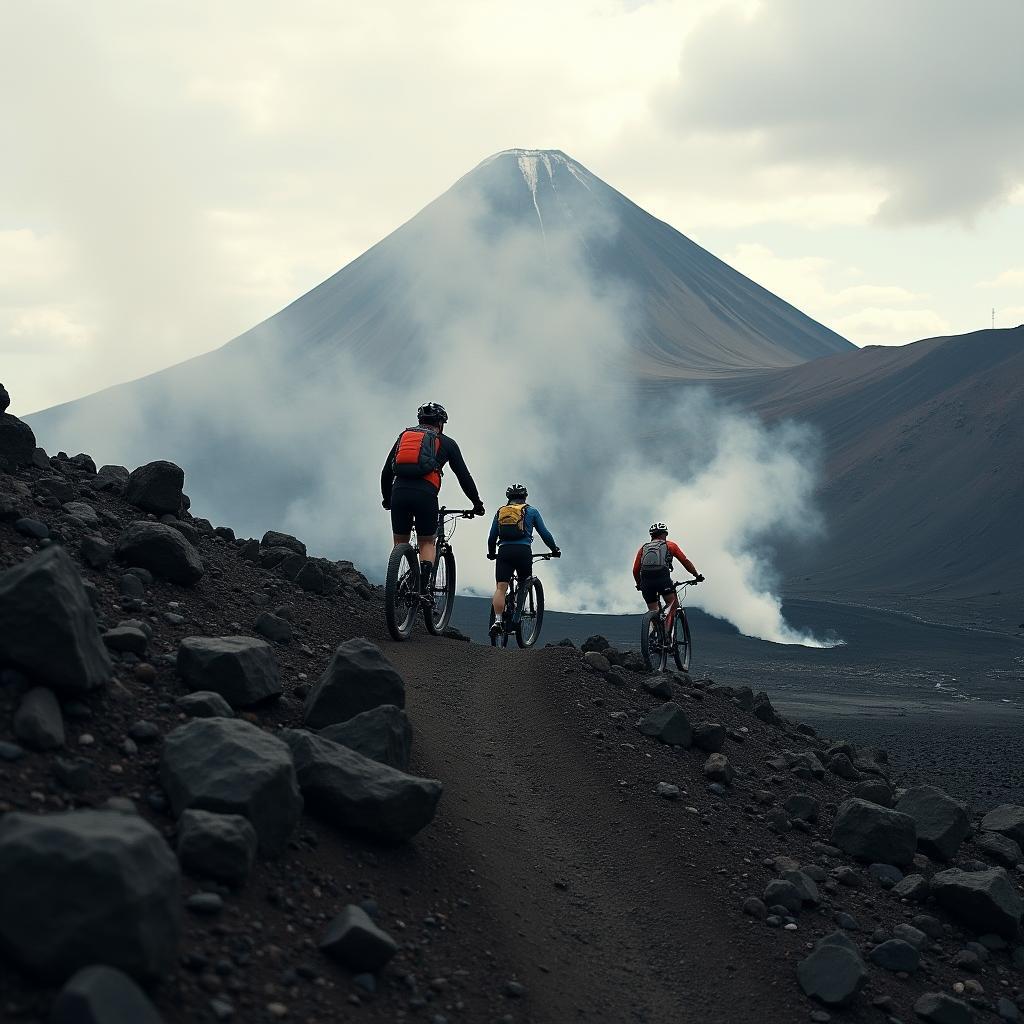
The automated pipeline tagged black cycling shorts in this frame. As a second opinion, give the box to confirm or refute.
[640,567,674,604]
[390,487,439,537]
[495,544,533,585]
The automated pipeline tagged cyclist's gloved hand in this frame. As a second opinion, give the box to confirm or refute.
[550,547,561,558]
[694,573,705,583]
[486,552,497,561]
[472,501,486,517]
[635,583,642,591]
[382,500,390,510]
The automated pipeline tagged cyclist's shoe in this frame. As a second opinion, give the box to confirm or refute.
[489,619,503,638]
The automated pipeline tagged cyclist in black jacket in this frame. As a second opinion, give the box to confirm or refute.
[381,402,484,591]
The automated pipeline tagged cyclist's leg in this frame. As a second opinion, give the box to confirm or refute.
[390,490,414,546]
[493,582,510,617]
[413,492,440,590]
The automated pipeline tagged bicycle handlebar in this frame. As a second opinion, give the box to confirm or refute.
[673,577,704,588]
[438,507,480,519]
[533,552,560,561]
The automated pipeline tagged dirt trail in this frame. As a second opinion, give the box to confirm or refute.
[378,631,812,1024]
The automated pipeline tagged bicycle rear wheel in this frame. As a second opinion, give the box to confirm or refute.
[384,544,419,641]
[424,549,456,635]
[515,577,545,648]
[640,610,666,671]
[675,610,692,671]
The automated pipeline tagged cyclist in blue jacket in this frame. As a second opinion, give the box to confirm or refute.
[487,483,560,636]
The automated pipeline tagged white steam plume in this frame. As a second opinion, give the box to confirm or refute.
[31,177,835,646]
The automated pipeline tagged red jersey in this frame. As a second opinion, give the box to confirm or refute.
[633,540,689,582]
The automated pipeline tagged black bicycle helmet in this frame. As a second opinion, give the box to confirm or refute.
[417,402,448,424]
[506,483,528,500]
[649,522,668,536]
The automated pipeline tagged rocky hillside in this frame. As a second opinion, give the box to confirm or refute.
[2,388,1024,1024]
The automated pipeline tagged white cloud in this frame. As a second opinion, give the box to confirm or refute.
[977,268,1024,289]
[726,242,947,345]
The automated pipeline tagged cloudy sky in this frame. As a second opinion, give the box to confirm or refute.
[3,0,1022,413]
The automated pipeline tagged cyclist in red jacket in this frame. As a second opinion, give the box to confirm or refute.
[633,522,703,614]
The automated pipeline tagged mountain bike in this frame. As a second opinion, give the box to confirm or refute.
[488,552,558,649]
[384,507,477,641]
[640,578,701,672]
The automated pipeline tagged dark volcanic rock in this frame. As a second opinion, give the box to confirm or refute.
[282,729,441,842]
[831,798,917,866]
[0,546,112,691]
[0,382,8,413]
[692,721,726,752]
[783,793,820,823]
[302,638,405,730]
[976,831,1023,867]
[80,535,115,570]
[981,804,1024,847]
[160,718,302,857]
[637,702,692,747]
[913,992,972,1023]
[796,932,867,1007]
[261,530,306,556]
[896,785,970,861]
[0,411,35,467]
[115,521,204,584]
[752,690,783,726]
[320,704,413,770]
[13,687,65,750]
[254,612,293,644]
[0,809,180,981]
[175,691,235,719]
[176,808,258,886]
[931,867,1023,938]
[125,460,185,514]
[870,938,920,972]
[853,779,894,807]
[51,964,163,1024]
[703,753,734,786]
[95,464,130,492]
[320,905,398,972]
[177,636,282,708]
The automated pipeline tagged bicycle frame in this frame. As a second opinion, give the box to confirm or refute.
[661,578,696,631]
[411,506,474,561]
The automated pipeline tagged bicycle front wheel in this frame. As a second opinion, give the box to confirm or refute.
[384,544,419,641]
[515,577,545,648]
[424,549,456,635]
[675,610,692,672]
[640,610,666,671]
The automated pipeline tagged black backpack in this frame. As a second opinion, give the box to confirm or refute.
[639,540,670,575]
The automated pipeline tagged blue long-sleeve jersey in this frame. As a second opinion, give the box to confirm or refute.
[488,505,557,554]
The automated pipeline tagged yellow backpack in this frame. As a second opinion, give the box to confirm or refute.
[497,503,528,540]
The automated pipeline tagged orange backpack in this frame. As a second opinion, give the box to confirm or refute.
[392,427,442,489]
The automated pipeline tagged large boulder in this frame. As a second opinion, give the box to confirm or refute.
[796,932,867,1007]
[0,810,180,981]
[976,831,1023,868]
[176,636,282,708]
[896,785,970,861]
[302,638,405,730]
[0,412,35,468]
[261,530,306,556]
[831,798,917,866]
[981,805,1024,848]
[0,382,8,413]
[115,522,204,585]
[51,965,163,1024]
[931,867,1023,938]
[176,808,258,886]
[125,460,184,515]
[637,702,693,747]
[160,718,302,857]
[0,546,112,691]
[282,729,441,842]
[320,705,413,770]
